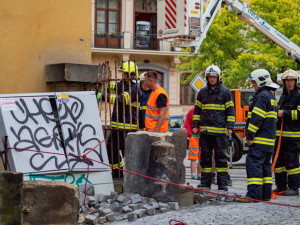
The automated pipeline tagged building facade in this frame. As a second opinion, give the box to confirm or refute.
[0,0,203,116]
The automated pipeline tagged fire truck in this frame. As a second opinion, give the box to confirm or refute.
[158,0,300,162]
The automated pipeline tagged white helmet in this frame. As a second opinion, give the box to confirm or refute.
[282,69,298,83]
[247,69,279,90]
[205,64,221,83]
[139,72,147,82]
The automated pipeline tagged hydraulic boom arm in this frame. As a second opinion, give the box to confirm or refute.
[192,0,300,64]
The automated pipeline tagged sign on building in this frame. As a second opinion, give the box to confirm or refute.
[190,73,207,93]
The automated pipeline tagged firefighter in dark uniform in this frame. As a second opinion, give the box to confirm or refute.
[192,65,235,192]
[241,69,279,202]
[273,69,300,196]
[97,61,141,178]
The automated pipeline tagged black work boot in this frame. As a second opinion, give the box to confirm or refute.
[283,188,299,196]
[218,185,228,191]
[272,186,287,193]
[197,183,211,191]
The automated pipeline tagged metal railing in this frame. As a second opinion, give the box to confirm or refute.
[93,31,175,52]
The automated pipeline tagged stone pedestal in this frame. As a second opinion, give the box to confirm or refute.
[23,180,79,225]
[124,130,193,206]
[0,171,23,225]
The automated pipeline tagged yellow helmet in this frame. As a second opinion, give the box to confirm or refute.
[119,61,139,78]
[282,69,298,83]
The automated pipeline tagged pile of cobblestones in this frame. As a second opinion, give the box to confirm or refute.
[78,184,181,224]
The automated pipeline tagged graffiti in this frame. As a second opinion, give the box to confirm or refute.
[4,93,106,173]
[28,173,92,188]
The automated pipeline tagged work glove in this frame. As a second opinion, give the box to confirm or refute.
[96,92,102,100]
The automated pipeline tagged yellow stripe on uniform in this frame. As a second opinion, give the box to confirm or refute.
[248,123,259,133]
[274,166,286,174]
[225,101,234,109]
[252,137,275,146]
[263,177,273,184]
[287,167,300,175]
[247,178,263,185]
[227,116,235,122]
[195,100,202,108]
[252,107,266,118]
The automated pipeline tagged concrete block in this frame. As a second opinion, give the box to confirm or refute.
[96,194,107,203]
[135,209,146,218]
[23,181,79,225]
[129,204,139,211]
[116,195,125,203]
[160,207,169,213]
[79,184,95,196]
[147,207,156,215]
[0,171,23,225]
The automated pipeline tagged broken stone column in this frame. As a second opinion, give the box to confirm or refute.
[22,181,79,225]
[0,171,23,225]
[124,130,193,206]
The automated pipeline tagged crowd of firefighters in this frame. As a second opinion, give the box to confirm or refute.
[96,61,300,202]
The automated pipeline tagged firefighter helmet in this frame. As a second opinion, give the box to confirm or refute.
[282,69,298,83]
[247,69,279,89]
[205,65,221,78]
[139,72,146,82]
[119,61,139,78]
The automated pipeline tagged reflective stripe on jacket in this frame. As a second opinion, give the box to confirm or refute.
[145,87,169,132]
[246,87,278,146]
[188,134,200,160]
[192,83,235,135]
[276,86,300,140]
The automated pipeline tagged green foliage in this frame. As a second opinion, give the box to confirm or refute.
[177,0,300,88]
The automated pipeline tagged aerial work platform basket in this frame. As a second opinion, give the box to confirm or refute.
[157,0,202,47]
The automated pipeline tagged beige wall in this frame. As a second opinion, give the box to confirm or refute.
[0,0,92,94]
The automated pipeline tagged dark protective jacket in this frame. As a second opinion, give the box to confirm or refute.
[276,86,300,140]
[192,83,235,135]
[139,89,152,129]
[101,81,142,129]
[246,87,278,147]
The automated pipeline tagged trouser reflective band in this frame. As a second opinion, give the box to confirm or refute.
[216,167,228,173]
[202,167,213,173]
[188,152,199,157]
[247,178,263,185]
[111,161,123,169]
[287,167,300,175]
[263,177,273,184]
[274,166,286,174]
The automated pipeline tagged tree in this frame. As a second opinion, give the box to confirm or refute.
[177,0,300,88]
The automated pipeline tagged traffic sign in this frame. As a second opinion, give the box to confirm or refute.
[190,73,206,93]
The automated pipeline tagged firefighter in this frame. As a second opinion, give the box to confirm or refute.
[144,71,169,132]
[273,69,300,196]
[139,72,152,130]
[97,61,141,178]
[192,64,235,192]
[241,69,279,202]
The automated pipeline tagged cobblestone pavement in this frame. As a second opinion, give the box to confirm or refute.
[110,155,300,225]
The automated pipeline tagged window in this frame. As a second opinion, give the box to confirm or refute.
[96,0,120,34]
[135,0,157,12]
[180,74,196,105]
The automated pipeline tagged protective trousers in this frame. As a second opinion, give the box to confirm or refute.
[107,130,130,178]
[246,144,273,200]
[273,139,300,189]
[200,133,228,188]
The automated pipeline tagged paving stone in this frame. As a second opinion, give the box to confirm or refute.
[128,212,137,222]
[111,202,120,210]
[169,202,179,210]
[79,184,95,196]
[116,195,125,203]
[130,194,142,204]
[84,214,98,224]
[96,194,107,203]
[146,207,156,215]
[122,205,133,213]
[98,217,107,224]
[106,213,115,222]
[100,207,112,216]
[135,209,146,218]
[129,204,139,211]
[160,207,169,213]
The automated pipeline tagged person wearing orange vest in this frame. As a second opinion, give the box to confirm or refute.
[144,71,169,132]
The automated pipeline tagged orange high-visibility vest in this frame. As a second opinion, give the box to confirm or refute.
[145,87,169,132]
[188,134,201,160]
